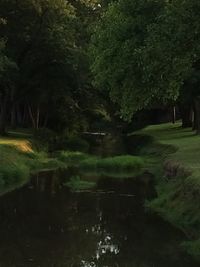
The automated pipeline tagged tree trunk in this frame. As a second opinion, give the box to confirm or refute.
[11,104,17,129]
[0,101,7,135]
[192,104,197,131]
[172,106,176,124]
[28,105,36,129]
[28,104,40,130]
[194,98,200,134]
[180,104,192,128]
[36,105,40,130]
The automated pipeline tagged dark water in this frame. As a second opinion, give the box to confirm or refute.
[0,170,198,267]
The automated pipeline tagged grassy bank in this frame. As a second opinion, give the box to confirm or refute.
[0,131,145,195]
[0,133,65,195]
[134,122,200,260]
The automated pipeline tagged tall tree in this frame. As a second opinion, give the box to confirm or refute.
[90,0,200,132]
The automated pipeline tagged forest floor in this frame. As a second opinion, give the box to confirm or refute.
[134,122,200,261]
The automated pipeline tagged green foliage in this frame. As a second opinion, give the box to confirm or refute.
[33,128,57,152]
[90,0,166,120]
[90,0,200,121]
[80,155,144,177]
[183,239,200,260]
[58,150,144,177]
[97,155,144,172]
[57,151,92,166]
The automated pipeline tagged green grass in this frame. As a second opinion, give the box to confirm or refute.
[58,151,144,177]
[0,131,67,195]
[84,155,144,174]
[57,151,94,166]
[137,122,200,174]
[134,122,200,260]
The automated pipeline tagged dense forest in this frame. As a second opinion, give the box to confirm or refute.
[1,0,200,136]
[0,0,108,136]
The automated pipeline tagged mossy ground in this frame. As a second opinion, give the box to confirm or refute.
[134,122,200,260]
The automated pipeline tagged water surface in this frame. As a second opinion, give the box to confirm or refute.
[0,170,198,267]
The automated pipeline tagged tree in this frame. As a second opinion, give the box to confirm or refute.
[90,0,166,121]
[90,0,200,132]
[0,40,17,134]
[0,0,78,133]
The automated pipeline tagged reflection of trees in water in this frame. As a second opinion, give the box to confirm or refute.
[0,173,197,267]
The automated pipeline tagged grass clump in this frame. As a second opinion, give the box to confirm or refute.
[64,176,96,192]
[79,155,144,177]
[58,151,144,178]
[97,155,144,173]
[57,151,94,166]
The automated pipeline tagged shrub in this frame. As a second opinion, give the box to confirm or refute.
[62,136,90,152]
[34,128,56,151]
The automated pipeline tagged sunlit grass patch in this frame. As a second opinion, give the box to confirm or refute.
[0,137,32,152]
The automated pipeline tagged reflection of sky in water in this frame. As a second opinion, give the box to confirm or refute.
[81,212,120,267]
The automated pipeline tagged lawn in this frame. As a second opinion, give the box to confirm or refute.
[136,122,200,260]
[137,122,200,179]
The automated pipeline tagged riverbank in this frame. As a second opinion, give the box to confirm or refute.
[0,132,65,195]
[133,122,200,260]
[0,131,145,195]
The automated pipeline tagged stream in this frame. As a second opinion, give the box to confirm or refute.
[0,169,198,267]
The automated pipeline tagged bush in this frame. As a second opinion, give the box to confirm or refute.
[34,128,56,151]
[62,136,90,152]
